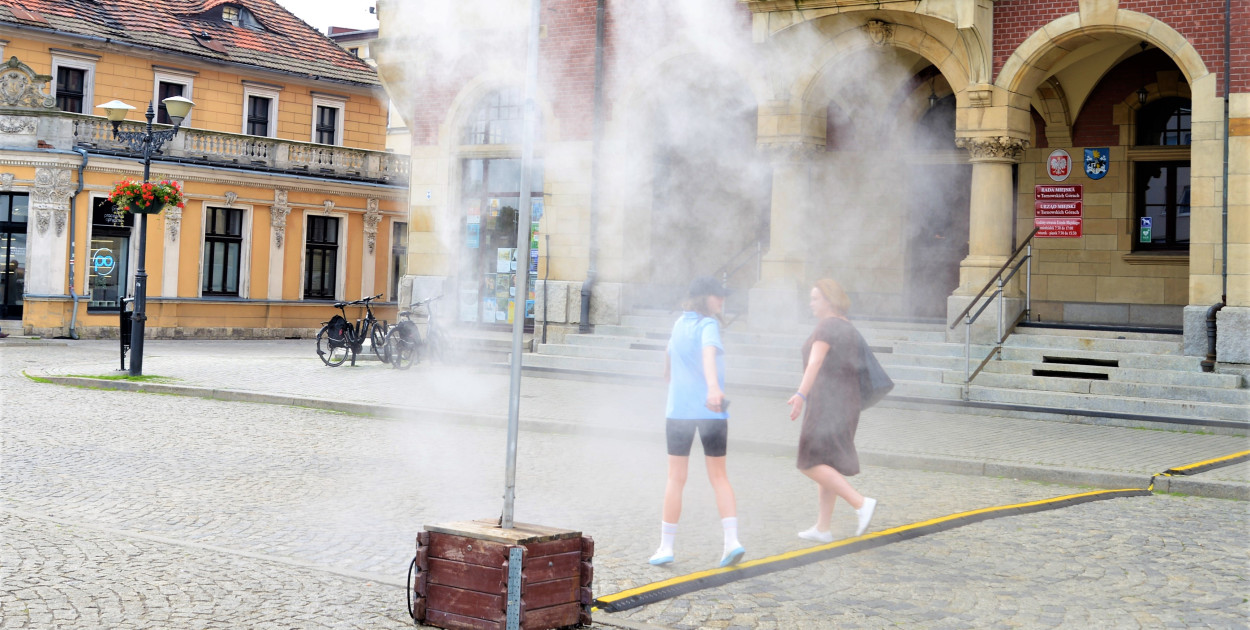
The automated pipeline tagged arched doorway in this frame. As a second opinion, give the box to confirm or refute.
[639,59,770,309]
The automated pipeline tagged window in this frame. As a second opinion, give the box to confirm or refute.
[202,207,244,295]
[464,88,523,145]
[152,68,195,126]
[51,51,96,115]
[1137,98,1191,146]
[1,193,28,318]
[391,221,407,301]
[1134,162,1189,251]
[86,198,132,312]
[222,5,240,23]
[348,47,360,58]
[247,96,271,136]
[55,67,85,113]
[304,216,339,299]
[311,95,346,145]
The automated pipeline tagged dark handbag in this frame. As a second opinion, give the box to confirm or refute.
[857,331,894,409]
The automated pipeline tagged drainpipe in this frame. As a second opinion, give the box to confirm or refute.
[67,148,89,340]
[1203,0,1231,373]
[578,0,606,333]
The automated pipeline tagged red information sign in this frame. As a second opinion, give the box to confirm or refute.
[1035,217,1083,238]
[1034,201,1083,217]
[1035,185,1082,200]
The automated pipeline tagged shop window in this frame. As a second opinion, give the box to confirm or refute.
[391,221,407,301]
[304,215,339,299]
[1136,98,1191,146]
[458,158,542,325]
[1,193,29,319]
[202,207,244,295]
[1134,162,1189,251]
[464,88,523,145]
[87,198,133,312]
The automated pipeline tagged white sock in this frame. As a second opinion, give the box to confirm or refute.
[657,521,677,555]
[722,517,741,552]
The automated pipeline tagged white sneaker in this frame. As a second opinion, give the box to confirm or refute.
[855,497,877,536]
[797,526,834,543]
[648,549,674,565]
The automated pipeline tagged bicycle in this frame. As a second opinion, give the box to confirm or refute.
[385,294,449,369]
[315,293,389,367]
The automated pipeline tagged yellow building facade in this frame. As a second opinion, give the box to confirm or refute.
[1,0,409,338]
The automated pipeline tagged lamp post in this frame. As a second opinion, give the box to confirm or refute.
[96,96,195,376]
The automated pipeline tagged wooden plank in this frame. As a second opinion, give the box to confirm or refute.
[579,608,593,626]
[427,584,505,621]
[417,531,430,546]
[416,546,429,571]
[428,532,508,566]
[428,557,506,594]
[579,562,593,587]
[523,536,582,558]
[413,569,428,597]
[580,536,595,561]
[411,596,427,622]
[522,577,579,609]
[521,602,581,629]
[425,520,581,545]
[579,586,593,606]
[425,609,504,630]
[523,550,581,583]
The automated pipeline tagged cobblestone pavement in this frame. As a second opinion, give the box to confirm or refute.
[2,341,1249,629]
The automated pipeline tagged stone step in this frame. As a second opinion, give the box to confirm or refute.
[966,385,1250,423]
[1003,334,1183,355]
[953,371,1250,405]
[1014,326,1184,343]
[974,359,1244,389]
[996,346,1204,372]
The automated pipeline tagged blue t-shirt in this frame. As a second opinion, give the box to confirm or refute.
[666,312,728,420]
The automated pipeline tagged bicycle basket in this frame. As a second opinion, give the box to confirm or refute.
[325,315,351,347]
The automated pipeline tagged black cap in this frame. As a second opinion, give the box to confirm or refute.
[688,276,729,298]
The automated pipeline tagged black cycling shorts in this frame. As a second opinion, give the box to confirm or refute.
[666,418,728,457]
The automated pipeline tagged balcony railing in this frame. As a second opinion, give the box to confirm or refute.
[71,116,408,185]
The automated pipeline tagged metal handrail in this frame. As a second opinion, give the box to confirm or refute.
[951,227,1039,399]
[949,227,1040,329]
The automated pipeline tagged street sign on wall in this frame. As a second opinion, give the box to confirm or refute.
[1035,184,1083,238]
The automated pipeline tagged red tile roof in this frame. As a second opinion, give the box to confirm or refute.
[0,0,380,86]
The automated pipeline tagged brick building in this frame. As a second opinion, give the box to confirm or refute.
[376,0,1248,363]
[0,0,409,338]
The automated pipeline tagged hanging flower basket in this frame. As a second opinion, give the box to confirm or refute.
[108,179,185,215]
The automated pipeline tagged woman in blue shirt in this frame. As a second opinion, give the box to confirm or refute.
[649,276,745,568]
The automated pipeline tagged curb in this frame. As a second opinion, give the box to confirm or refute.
[33,373,1248,501]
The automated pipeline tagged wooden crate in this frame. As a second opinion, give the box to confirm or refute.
[411,519,593,630]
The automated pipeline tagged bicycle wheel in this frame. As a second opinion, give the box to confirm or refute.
[388,325,417,370]
[370,323,390,363]
[316,325,349,367]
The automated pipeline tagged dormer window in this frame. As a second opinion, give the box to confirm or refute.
[216,4,264,30]
[221,5,240,24]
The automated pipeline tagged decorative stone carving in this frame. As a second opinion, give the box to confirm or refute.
[864,20,894,46]
[165,205,183,241]
[322,199,334,215]
[0,115,37,134]
[955,136,1029,162]
[966,84,993,108]
[363,198,381,255]
[224,191,237,206]
[31,168,74,236]
[0,173,13,191]
[271,189,291,248]
[0,56,56,109]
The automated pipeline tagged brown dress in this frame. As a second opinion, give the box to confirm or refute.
[796,317,863,475]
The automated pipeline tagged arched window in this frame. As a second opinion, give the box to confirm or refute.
[1136,97,1191,146]
[463,88,523,145]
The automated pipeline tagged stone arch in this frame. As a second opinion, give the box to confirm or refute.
[1110,74,1192,146]
[1034,76,1074,147]
[997,10,1210,98]
[440,73,559,149]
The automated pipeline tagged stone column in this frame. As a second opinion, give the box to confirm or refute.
[749,142,819,329]
[267,189,291,300]
[949,136,1028,342]
[361,198,381,299]
[27,167,74,296]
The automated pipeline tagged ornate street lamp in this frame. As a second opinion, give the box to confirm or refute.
[96,96,195,376]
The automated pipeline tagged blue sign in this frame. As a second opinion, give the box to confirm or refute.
[1084,148,1108,180]
[92,248,116,276]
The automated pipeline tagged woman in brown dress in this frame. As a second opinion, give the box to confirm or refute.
[785,278,877,543]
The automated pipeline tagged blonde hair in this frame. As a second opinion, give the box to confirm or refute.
[813,278,851,315]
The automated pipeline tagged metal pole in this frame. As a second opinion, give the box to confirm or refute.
[1025,244,1032,319]
[128,106,154,377]
[996,278,1003,348]
[502,0,542,529]
[963,314,971,399]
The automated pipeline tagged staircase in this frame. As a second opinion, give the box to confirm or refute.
[519,311,1249,433]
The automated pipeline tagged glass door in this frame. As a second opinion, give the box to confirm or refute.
[87,199,133,311]
[458,158,542,327]
[0,194,29,320]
